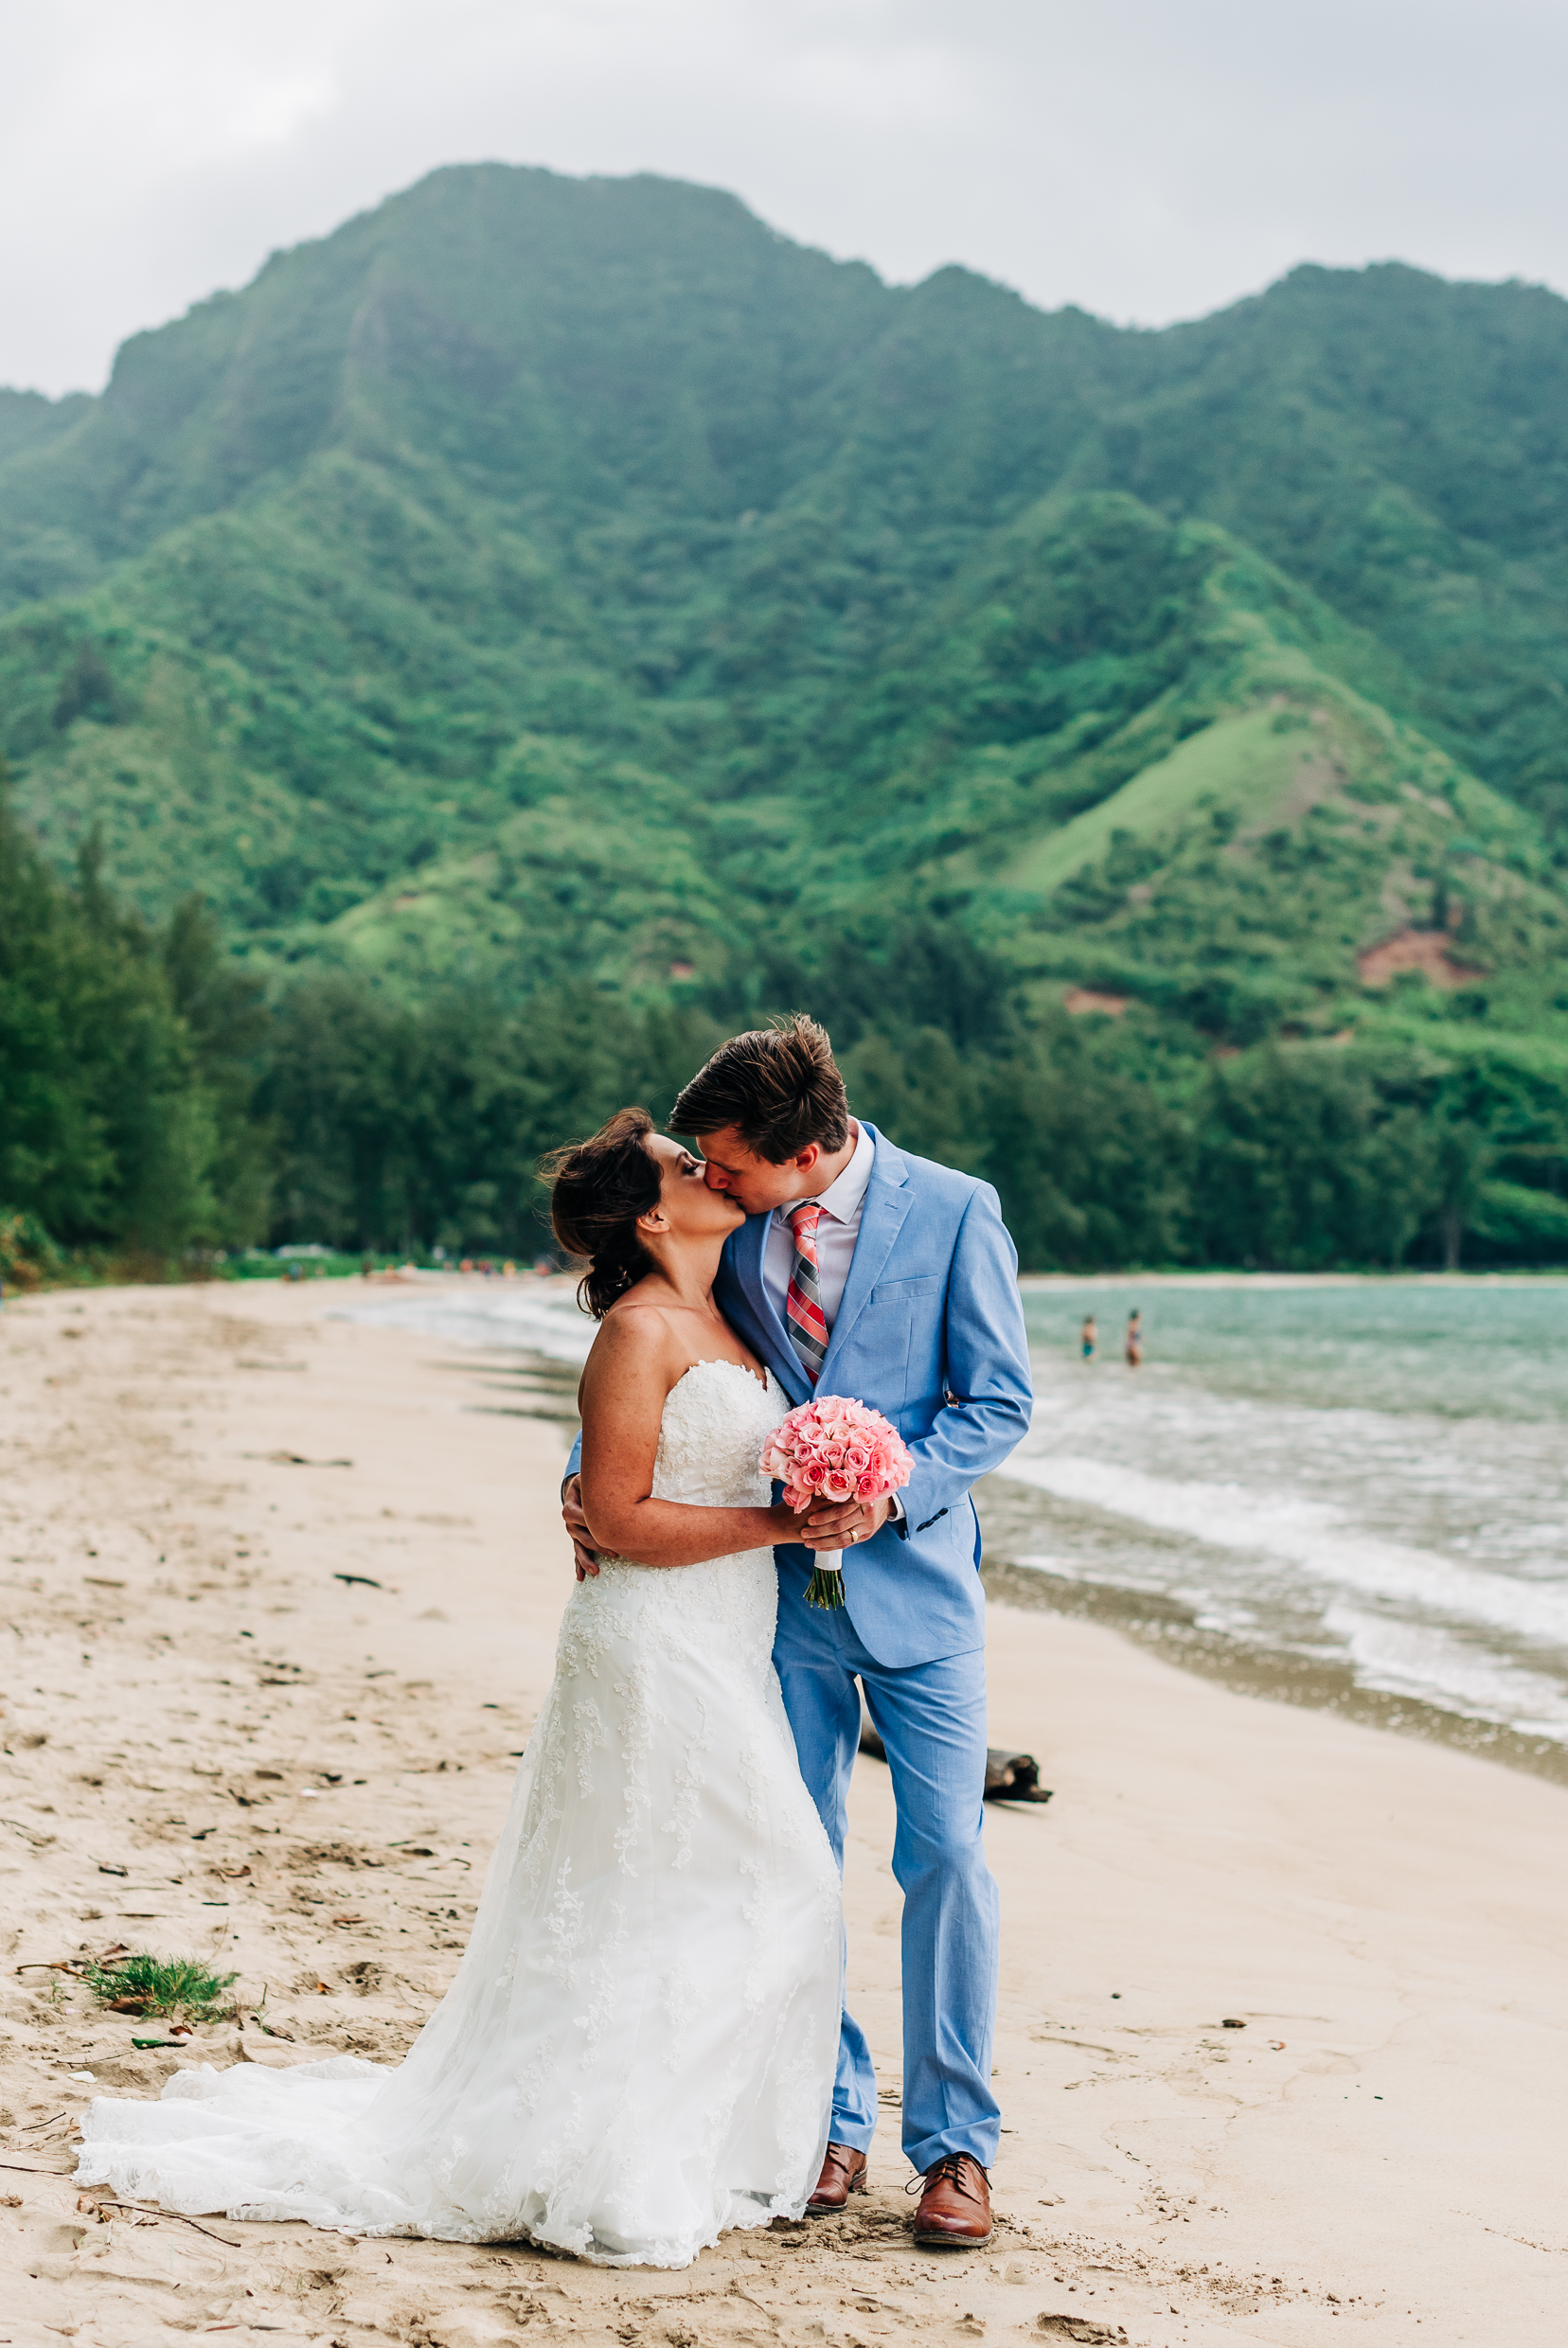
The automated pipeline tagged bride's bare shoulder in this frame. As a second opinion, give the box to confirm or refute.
[581,1300,685,1387]
[599,1295,682,1342]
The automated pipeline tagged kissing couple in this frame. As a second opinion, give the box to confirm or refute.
[79,1018,1033,2269]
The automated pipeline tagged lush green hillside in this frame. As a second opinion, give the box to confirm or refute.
[1,164,1565,1268]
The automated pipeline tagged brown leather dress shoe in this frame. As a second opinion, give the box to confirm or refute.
[806,2141,868,2214]
[911,2152,992,2246]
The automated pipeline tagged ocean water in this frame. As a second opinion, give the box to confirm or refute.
[342,1273,1568,1752]
[341,1278,596,1367]
[1007,1278,1568,1749]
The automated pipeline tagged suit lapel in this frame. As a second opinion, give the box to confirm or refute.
[821,1124,912,1383]
[729,1208,811,1406]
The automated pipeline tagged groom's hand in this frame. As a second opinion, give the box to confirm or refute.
[561,1474,600,1580]
[798,1493,894,1550]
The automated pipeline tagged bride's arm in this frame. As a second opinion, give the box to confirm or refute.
[578,1309,796,1569]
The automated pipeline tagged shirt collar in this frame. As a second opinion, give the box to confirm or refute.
[808,1118,875,1228]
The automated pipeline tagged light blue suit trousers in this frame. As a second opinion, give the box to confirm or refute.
[773,1579,1001,2169]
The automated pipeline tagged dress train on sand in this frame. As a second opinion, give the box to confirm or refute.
[78,1361,842,2268]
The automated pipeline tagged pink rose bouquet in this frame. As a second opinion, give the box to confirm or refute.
[761,1395,913,1610]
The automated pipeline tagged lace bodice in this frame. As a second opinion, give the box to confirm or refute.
[650,1358,786,1506]
[571,1359,788,1678]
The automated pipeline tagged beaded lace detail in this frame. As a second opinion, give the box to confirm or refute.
[78,1362,841,2268]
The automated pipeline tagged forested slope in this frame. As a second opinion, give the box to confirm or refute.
[2,165,1565,1269]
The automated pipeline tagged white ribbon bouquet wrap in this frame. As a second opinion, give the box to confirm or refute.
[762,1395,913,1610]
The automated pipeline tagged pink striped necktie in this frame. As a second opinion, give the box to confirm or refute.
[784,1201,829,1385]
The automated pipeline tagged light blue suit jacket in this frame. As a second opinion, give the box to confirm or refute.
[718,1124,1033,1669]
[565,1124,1033,1670]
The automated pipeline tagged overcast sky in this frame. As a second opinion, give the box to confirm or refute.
[5,0,1565,396]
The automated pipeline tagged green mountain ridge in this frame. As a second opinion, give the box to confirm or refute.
[1,164,1566,1267]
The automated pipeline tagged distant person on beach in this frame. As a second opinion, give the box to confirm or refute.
[1125,1309,1143,1368]
[1080,1313,1096,1360]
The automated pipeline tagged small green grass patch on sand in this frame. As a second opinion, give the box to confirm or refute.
[86,1951,239,2023]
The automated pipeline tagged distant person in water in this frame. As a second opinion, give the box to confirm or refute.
[1125,1309,1143,1368]
[1080,1314,1096,1361]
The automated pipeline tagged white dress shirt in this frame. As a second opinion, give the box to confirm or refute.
[761,1116,875,1335]
[761,1121,905,1521]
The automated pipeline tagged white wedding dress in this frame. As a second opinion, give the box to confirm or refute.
[78,1362,842,2268]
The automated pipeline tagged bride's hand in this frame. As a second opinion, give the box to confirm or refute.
[798,1493,893,1549]
[766,1501,813,1542]
[562,1474,601,1581]
[766,1498,888,1547]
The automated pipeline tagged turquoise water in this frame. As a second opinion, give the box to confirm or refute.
[345,1274,1568,1747]
[1008,1279,1568,1744]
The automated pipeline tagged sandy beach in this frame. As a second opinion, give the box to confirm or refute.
[2,1280,1565,2347]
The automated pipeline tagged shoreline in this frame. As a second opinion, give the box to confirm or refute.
[7,1263,1566,1310]
[976,1470,1568,1792]
[981,1547,1568,1791]
[3,1283,1565,2344]
[342,1303,1568,1793]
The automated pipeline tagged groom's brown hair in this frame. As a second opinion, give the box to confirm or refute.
[671,1015,850,1162]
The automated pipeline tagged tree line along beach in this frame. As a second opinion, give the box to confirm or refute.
[4,168,1568,1294]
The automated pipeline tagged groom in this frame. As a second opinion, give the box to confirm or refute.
[563,1017,1032,2247]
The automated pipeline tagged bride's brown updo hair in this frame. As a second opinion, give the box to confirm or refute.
[543,1107,664,1318]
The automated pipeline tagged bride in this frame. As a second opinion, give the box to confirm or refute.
[78,1108,842,2268]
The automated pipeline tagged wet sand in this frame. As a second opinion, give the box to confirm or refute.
[2,1280,1564,2346]
[976,1492,1568,1789]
